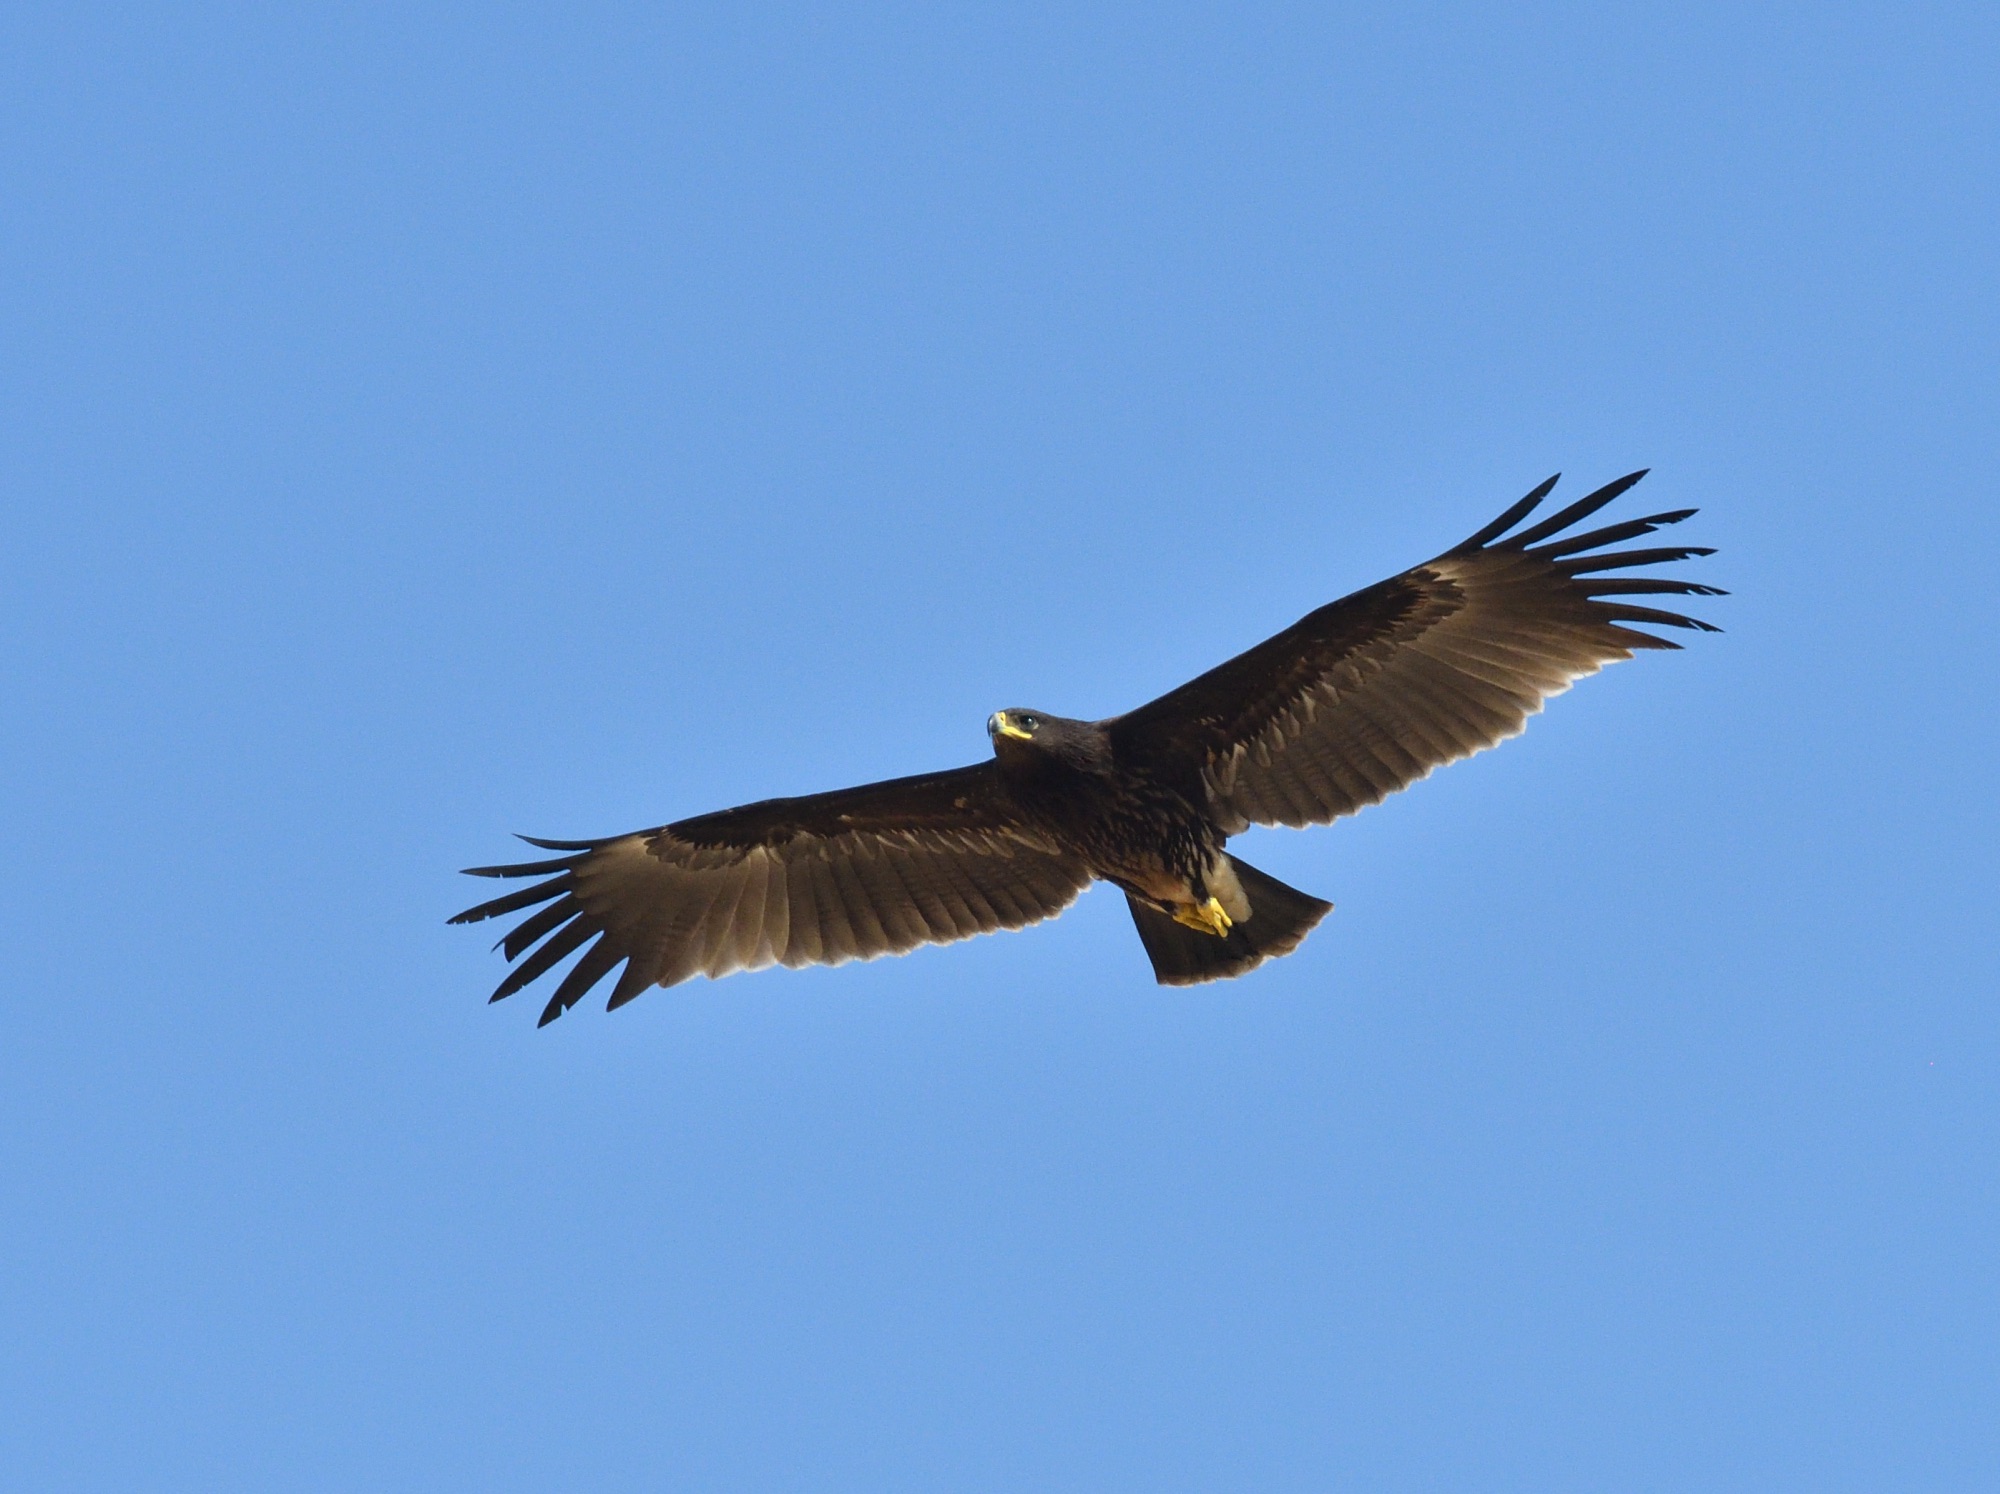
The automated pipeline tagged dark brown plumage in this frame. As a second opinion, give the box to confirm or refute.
[453,471,1720,1022]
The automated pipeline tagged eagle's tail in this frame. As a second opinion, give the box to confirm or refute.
[1125,855,1333,986]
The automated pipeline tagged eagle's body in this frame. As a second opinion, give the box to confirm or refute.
[989,715,1220,911]
[455,472,1720,1023]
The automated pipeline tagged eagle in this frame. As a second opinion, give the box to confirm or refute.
[454,471,1719,1024]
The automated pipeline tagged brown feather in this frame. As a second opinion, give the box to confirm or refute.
[1110,471,1716,832]
[454,763,1092,1020]
[456,471,1715,1014]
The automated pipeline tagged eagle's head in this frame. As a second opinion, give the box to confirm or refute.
[987,709,1109,771]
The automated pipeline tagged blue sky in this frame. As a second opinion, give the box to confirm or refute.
[3,3,1995,1488]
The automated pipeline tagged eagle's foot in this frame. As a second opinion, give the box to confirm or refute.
[1171,896,1234,938]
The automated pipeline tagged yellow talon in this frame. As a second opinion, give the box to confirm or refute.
[1171,896,1234,937]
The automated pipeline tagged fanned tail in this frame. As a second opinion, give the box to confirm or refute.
[1126,855,1332,986]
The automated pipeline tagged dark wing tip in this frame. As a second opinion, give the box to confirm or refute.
[449,876,572,925]
[604,958,659,1013]
[480,904,597,1005]
[460,852,585,879]
[1598,603,1723,633]
[534,939,626,1026]
[1501,469,1650,550]
[1557,545,1715,575]
[1607,626,1686,651]
[1451,473,1561,553]
[1534,508,1698,560]
[1450,471,1695,561]
[1579,578,1729,598]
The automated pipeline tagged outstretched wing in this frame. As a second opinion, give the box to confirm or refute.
[1110,471,1722,833]
[451,763,1093,1024]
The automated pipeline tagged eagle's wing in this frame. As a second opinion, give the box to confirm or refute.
[1109,472,1721,834]
[451,763,1092,1024]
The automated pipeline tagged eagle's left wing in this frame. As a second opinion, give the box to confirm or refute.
[1109,472,1721,833]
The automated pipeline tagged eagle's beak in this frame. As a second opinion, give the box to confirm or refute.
[989,711,1033,742]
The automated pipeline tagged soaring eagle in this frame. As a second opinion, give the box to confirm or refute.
[455,471,1718,1023]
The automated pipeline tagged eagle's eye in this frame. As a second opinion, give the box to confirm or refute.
[1019,714,1040,730]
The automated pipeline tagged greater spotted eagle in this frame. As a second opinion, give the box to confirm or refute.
[455,471,1719,1023]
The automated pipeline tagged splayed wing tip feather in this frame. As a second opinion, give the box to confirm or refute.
[1502,469,1650,549]
[1453,472,1561,551]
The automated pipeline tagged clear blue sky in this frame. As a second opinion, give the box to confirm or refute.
[3,3,1994,1489]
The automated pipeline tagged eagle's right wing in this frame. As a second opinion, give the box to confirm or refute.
[451,762,1092,1024]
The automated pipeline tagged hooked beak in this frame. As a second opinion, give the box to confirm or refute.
[988,711,1033,742]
